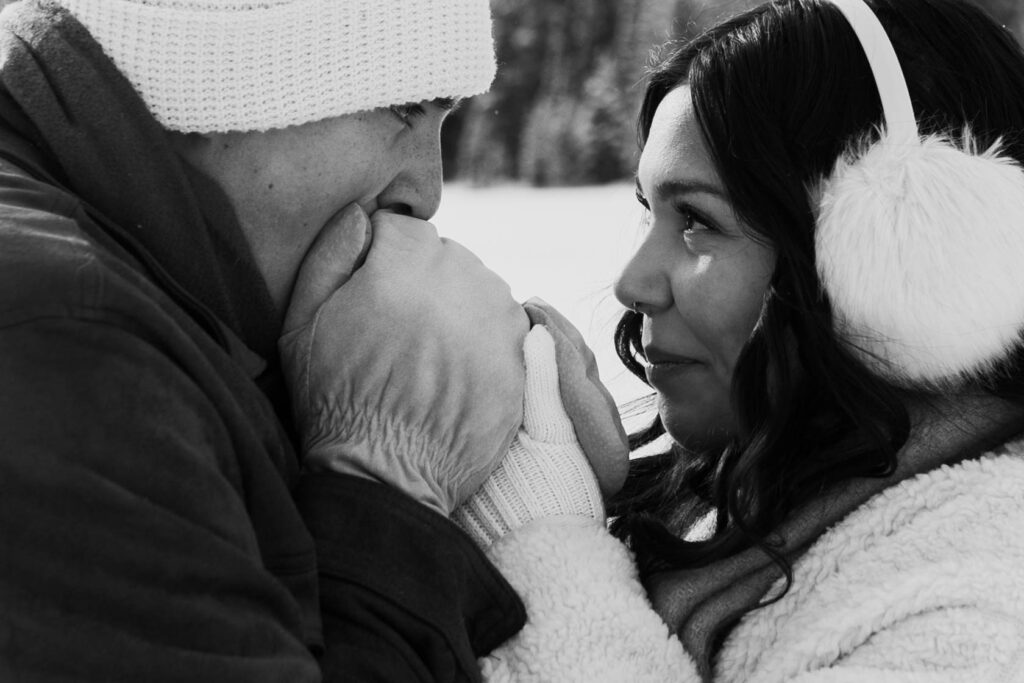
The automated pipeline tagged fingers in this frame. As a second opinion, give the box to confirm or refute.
[524,297,589,354]
[283,204,372,334]
[553,337,630,496]
[522,326,576,443]
[525,300,630,496]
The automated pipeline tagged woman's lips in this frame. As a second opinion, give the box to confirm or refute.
[643,346,700,387]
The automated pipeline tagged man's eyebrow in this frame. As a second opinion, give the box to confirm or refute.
[432,97,464,113]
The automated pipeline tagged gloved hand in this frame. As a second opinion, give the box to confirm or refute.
[452,325,628,548]
[523,298,629,496]
[279,205,530,516]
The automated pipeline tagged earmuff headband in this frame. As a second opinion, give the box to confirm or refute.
[815,0,1024,387]
[828,0,916,144]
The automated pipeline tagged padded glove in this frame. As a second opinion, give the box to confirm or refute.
[280,205,529,515]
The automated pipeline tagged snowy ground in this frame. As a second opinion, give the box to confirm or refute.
[433,182,653,411]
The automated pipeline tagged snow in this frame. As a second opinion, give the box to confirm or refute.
[433,182,652,408]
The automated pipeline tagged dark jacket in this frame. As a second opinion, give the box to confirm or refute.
[0,2,524,681]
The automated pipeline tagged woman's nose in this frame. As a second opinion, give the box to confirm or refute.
[614,235,671,316]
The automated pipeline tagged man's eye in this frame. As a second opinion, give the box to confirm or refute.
[634,187,650,210]
[389,103,427,127]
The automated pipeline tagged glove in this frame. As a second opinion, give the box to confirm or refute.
[523,298,629,496]
[279,205,530,516]
[452,326,609,548]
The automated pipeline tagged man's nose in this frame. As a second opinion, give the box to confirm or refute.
[379,135,443,220]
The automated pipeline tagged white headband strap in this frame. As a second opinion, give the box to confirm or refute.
[828,0,918,143]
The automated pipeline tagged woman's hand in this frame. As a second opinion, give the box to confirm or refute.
[279,205,530,516]
[524,298,630,496]
[453,318,630,548]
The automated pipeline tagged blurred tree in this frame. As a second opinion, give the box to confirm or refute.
[444,0,1024,187]
[445,0,690,186]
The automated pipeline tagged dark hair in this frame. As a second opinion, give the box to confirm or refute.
[609,0,1024,584]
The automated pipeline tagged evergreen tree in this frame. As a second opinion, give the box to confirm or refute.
[444,0,1024,186]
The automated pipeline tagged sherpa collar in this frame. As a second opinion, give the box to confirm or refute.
[647,400,1024,681]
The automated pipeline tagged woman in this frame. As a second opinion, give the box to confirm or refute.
[452,0,1024,679]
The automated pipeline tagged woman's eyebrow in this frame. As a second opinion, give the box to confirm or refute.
[653,178,729,202]
[635,176,729,201]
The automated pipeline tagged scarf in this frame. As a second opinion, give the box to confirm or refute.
[647,398,1024,681]
[0,0,279,361]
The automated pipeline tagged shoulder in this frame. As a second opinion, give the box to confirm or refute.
[798,445,1024,588]
[719,449,1024,681]
[0,159,157,324]
[0,166,287,497]
[0,159,236,385]
[809,447,1024,569]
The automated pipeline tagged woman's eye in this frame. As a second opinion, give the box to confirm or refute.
[677,205,716,235]
[389,103,427,128]
[635,187,718,237]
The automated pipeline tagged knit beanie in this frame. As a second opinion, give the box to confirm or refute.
[53,0,497,133]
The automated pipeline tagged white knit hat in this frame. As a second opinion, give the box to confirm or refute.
[54,0,497,133]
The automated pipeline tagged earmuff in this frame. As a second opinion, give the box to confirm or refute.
[815,0,1024,387]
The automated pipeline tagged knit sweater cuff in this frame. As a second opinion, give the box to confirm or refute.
[452,433,605,548]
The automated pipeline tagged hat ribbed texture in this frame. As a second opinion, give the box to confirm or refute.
[54,0,496,133]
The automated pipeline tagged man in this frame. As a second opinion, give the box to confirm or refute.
[0,0,533,679]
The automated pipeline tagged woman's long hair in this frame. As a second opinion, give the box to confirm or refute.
[610,0,1024,581]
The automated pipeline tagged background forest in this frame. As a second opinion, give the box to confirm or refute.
[442,0,1024,186]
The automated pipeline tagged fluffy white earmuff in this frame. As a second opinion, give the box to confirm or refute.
[814,0,1024,386]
